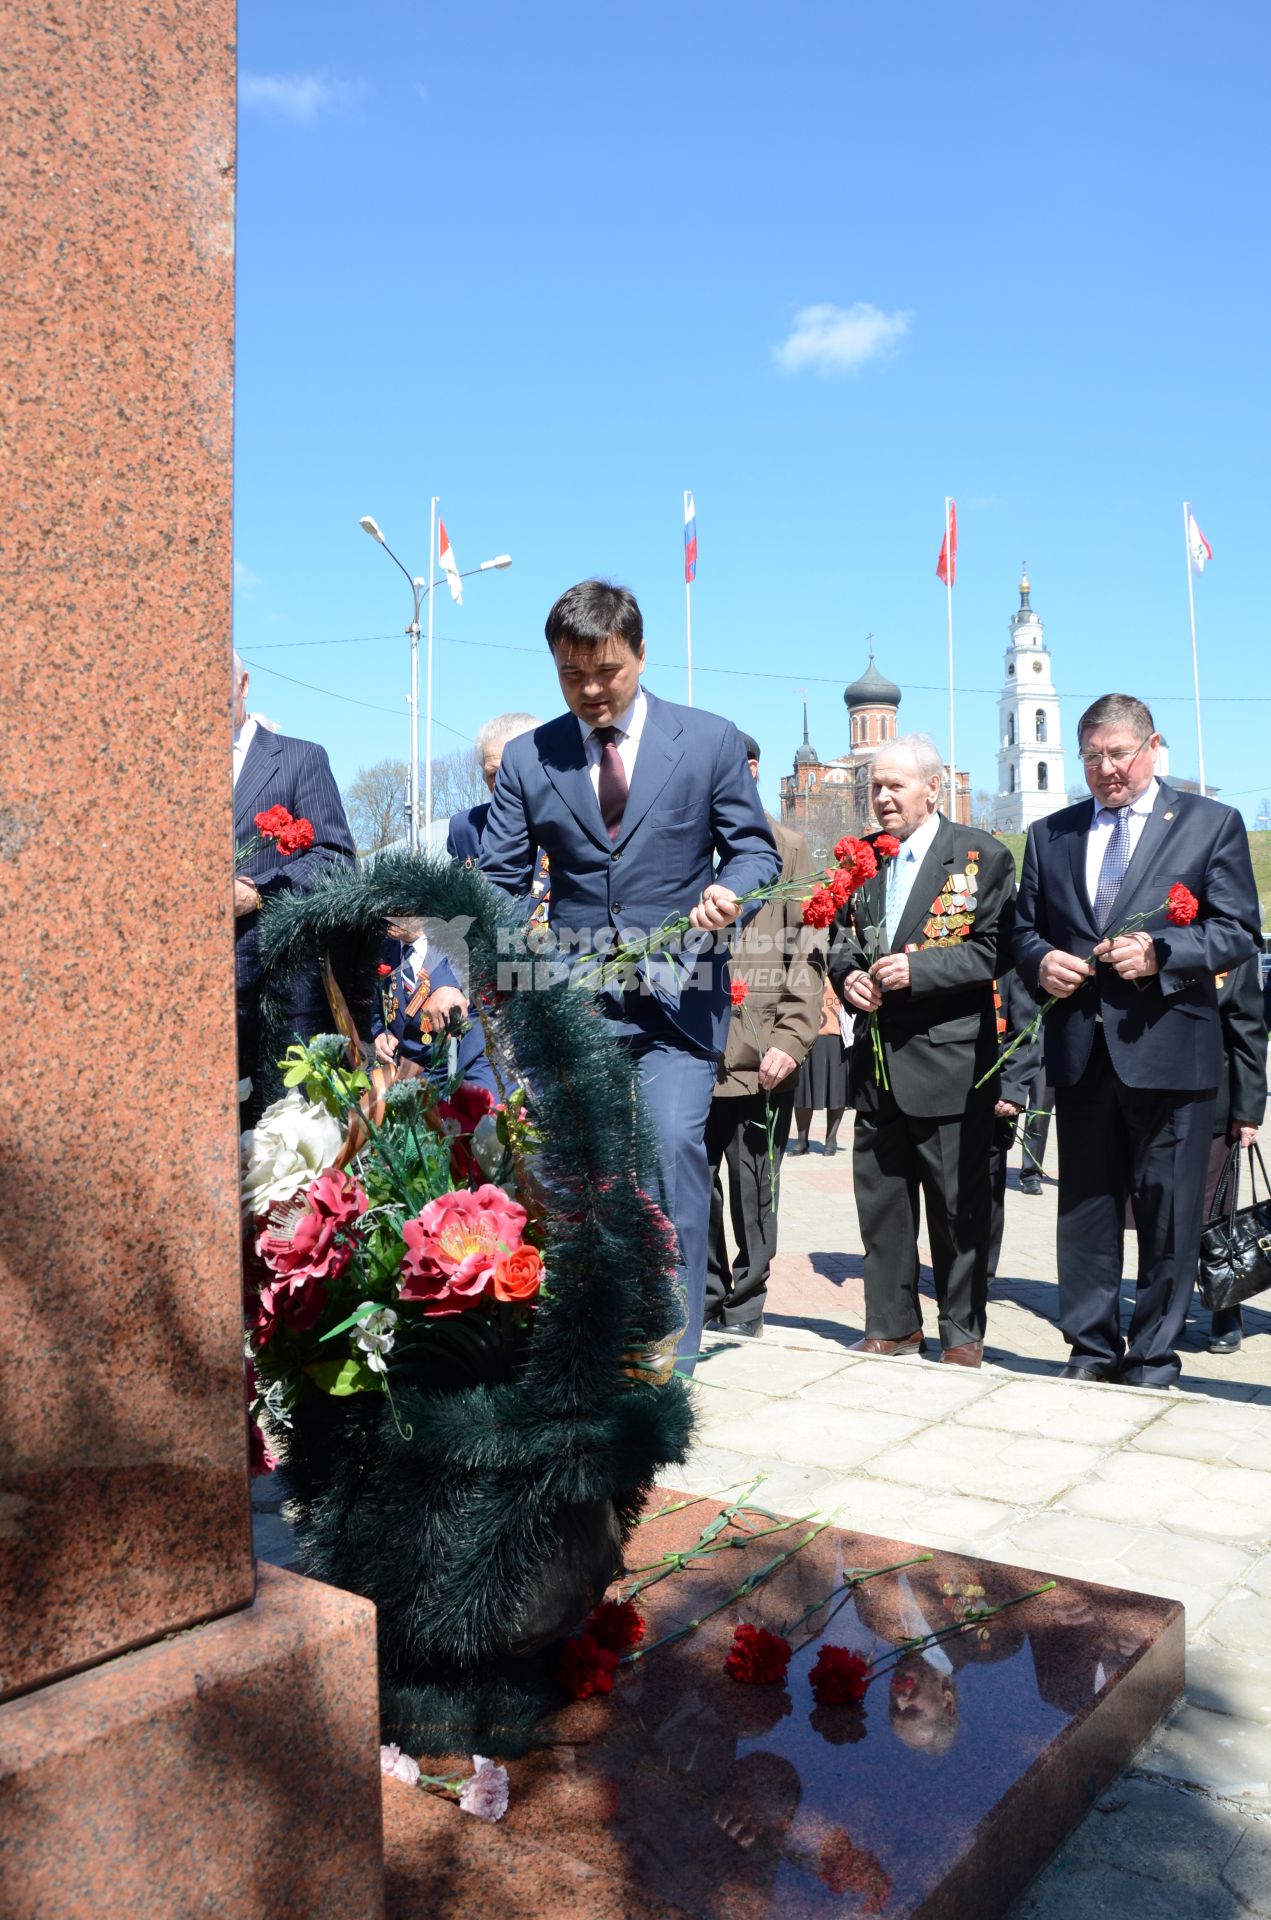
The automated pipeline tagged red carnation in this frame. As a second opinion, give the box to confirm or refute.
[802,886,838,929]
[276,815,315,855]
[874,832,902,861]
[254,805,292,839]
[724,1621,792,1686]
[730,979,749,1008]
[833,836,878,891]
[828,866,854,908]
[585,1599,646,1653]
[1166,883,1200,927]
[808,1644,871,1707]
[556,1631,620,1700]
[377,962,393,978]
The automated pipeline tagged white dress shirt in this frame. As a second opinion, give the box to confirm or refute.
[577,685,647,801]
[232,714,258,788]
[886,808,942,945]
[1084,778,1159,907]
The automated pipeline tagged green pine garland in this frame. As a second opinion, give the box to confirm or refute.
[253,852,694,1750]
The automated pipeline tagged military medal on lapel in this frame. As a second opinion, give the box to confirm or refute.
[404,969,432,1020]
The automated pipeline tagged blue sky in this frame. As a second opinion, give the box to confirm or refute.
[234,0,1270,830]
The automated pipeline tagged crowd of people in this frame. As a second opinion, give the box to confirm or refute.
[233,582,1266,1391]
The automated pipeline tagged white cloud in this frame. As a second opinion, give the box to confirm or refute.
[240,72,351,124]
[234,558,260,590]
[773,302,913,377]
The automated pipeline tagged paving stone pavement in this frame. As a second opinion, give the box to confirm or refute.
[251,1121,1271,1915]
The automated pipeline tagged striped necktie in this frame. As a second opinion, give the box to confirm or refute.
[1092,806,1132,928]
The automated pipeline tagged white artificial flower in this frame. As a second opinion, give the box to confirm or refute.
[240,1092,343,1216]
[458,1754,509,1822]
[380,1743,420,1787]
[354,1305,398,1375]
[237,1077,253,1104]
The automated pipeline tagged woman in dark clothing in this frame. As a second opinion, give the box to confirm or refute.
[1202,957,1267,1353]
[790,976,850,1155]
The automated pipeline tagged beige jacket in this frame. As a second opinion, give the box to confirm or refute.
[715,816,823,1097]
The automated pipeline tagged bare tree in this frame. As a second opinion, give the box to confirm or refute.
[429,747,486,821]
[344,758,408,852]
[972,788,994,830]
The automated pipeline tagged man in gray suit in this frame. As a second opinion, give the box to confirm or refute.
[829,735,1016,1367]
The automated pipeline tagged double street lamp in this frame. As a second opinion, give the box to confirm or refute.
[359,508,511,850]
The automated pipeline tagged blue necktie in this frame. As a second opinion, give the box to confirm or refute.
[885,851,908,946]
[1093,806,1132,928]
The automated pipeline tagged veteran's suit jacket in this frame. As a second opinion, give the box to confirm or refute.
[234,728,356,1009]
[1013,783,1260,1091]
[479,689,780,1058]
[828,818,1016,1117]
[368,939,497,1095]
[446,804,489,864]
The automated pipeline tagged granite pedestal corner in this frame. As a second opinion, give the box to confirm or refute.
[0,1565,386,1920]
[382,1497,1184,1919]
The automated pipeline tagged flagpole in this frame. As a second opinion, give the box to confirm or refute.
[684,489,694,706]
[1183,500,1205,796]
[944,495,956,820]
[425,494,437,847]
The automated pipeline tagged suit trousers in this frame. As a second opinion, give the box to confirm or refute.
[853,1089,995,1349]
[610,1020,717,1370]
[705,1088,795,1326]
[1055,1026,1215,1387]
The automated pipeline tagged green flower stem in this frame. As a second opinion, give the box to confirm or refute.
[621,1514,808,1600]
[779,1554,934,1641]
[975,900,1170,1092]
[311,1056,416,1205]
[866,1580,1058,1686]
[576,873,824,989]
[621,1518,834,1666]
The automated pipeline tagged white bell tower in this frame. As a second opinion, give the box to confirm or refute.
[994,569,1065,831]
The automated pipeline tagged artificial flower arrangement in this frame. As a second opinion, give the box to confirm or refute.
[243,1030,546,1454]
[245,849,695,1757]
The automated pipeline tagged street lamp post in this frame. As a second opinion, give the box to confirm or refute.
[359,514,511,850]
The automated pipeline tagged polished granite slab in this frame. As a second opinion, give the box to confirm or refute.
[383,1492,1184,1918]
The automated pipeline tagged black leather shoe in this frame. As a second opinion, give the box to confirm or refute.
[787,1138,810,1156]
[721,1316,763,1339]
[1060,1360,1115,1382]
[823,1142,840,1157]
[1208,1309,1243,1355]
[703,1315,725,1334]
[1019,1175,1043,1196]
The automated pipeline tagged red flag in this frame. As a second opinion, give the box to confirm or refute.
[936,501,958,587]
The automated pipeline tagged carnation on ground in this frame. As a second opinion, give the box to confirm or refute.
[724,1621,792,1686]
[585,1599,645,1652]
[556,1630,621,1700]
[458,1754,509,1823]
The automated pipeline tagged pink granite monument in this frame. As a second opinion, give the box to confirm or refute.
[0,3,384,1911]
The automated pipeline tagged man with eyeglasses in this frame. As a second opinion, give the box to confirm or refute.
[1014,693,1260,1387]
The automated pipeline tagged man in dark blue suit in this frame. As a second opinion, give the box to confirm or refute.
[233,656,355,1108]
[480,580,780,1356]
[1014,692,1260,1386]
[446,712,541,863]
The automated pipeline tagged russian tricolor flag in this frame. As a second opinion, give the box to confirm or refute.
[684,491,698,584]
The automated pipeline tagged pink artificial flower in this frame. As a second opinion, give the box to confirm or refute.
[458,1754,509,1823]
[244,1359,278,1476]
[399,1184,527,1314]
[380,1743,421,1787]
[257,1169,368,1283]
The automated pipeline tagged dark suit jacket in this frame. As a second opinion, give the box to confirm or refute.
[1214,957,1268,1139]
[446,804,489,863]
[368,940,497,1095]
[1013,783,1260,1090]
[828,818,1016,1117]
[479,688,780,1057]
[998,967,1045,1110]
[234,728,356,1009]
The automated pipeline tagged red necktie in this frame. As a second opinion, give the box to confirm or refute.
[594,726,628,841]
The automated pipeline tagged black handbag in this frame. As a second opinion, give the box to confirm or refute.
[1197,1144,1271,1312]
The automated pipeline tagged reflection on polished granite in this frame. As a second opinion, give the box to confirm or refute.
[383,1492,1184,1917]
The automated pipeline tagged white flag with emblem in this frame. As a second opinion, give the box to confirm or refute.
[438,517,463,604]
[1187,510,1212,574]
